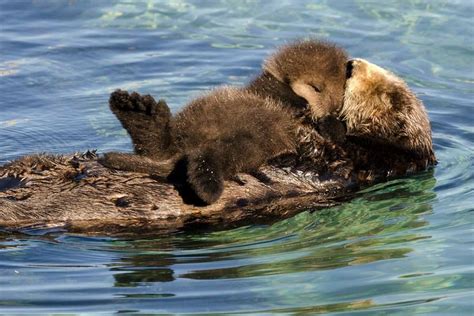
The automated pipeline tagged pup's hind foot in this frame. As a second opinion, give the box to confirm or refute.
[109,89,172,157]
[110,89,170,116]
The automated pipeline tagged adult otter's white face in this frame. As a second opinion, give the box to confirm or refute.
[342,58,435,161]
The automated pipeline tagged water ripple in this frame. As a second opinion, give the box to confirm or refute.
[0,0,473,314]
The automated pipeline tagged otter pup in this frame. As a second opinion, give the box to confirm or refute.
[104,87,298,204]
[246,39,348,121]
[103,40,349,204]
[342,58,436,164]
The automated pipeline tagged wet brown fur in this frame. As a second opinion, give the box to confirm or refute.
[342,59,436,164]
[0,151,349,235]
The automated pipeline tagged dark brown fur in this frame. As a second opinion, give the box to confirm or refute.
[169,87,298,203]
[108,90,172,158]
[103,40,349,204]
[104,87,298,204]
[107,39,349,162]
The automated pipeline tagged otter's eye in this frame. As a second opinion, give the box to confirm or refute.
[346,60,354,79]
[310,85,322,93]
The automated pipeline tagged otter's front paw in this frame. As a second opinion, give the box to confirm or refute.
[187,152,224,205]
[317,115,347,144]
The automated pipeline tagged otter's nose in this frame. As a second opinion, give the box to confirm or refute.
[346,60,354,79]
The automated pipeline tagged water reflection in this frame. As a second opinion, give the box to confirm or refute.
[112,253,176,286]
[106,171,436,291]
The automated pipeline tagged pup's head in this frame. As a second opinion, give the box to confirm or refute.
[264,39,348,120]
[342,58,435,162]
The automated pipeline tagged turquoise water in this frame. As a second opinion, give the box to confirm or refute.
[1,0,473,314]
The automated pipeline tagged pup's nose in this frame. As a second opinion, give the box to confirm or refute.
[346,60,354,79]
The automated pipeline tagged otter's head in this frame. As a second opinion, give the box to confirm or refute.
[263,39,348,120]
[342,58,435,161]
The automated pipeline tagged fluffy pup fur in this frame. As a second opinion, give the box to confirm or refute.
[103,87,298,204]
[104,40,349,204]
[247,39,348,121]
[103,42,436,205]
[170,87,298,203]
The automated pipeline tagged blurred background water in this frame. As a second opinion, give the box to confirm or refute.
[0,0,473,314]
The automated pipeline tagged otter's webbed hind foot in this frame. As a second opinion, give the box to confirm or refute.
[109,89,172,157]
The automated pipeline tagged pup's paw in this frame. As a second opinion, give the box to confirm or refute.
[109,89,170,119]
[109,89,172,157]
[186,151,224,205]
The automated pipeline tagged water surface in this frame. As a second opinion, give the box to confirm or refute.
[0,0,473,314]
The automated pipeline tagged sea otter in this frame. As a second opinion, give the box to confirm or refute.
[342,58,435,163]
[103,40,349,203]
[104,87,299,204]
[0,58,436,233]
[102,49,435,205]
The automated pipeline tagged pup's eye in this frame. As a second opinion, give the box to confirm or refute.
[310,85,322,93]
